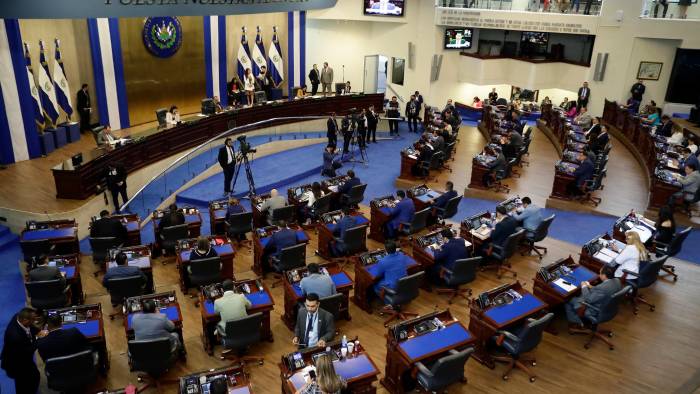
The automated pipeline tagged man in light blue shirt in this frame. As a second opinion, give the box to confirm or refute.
[300,263,336,298]
[511,197,544,235]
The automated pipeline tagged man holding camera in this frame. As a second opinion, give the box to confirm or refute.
[218,138,236,195]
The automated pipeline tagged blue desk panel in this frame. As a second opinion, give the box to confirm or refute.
[380,207,391,215]
[415,192,441,203]
[22,227,75,241]
[259,230,308,249]
[231,387,250,394]
[180,244,234,261]
[483,293,546,326]
[550,266,598,295]
[204,291,272,314]
[364,254,418,280]
[288,354,377,391]
[292,272,352,297]
[325,216,369,232]
[63,319,100,337]
[125,221,139,232]
[399,323,472,361]
[127,305,179,329]
[214,209,226,219]
[60,266,76,279]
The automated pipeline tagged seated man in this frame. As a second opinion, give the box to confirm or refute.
[566,151,595,197]
[483,146,507,187]
[509,128,523,150]
[28,255,66,287]
[322,145,341,177]
[259,189,287,225]
[103,251,147,288]
[90,210,127,244]
[483,205,518,256]
[132,299,181,355]
[96,125,116,147]
[411,140,435,177]
[338,170,361,197]
[214,279,252,335]
[331,206,359,257]
[657,115,673,138]
[187,237,220,275]
[225,197,248,241]
[37,313,93,363]
[386,190,416,239]
[264,220,298,262]
[429,229,470,285]
[589,125,609,154]
[500,134,518,160]
[680,148,699,171]
[373,241,413,298]
[300,263,336,298]
[671,163,700,205]
[564,265,621,329]
[429,181,458,225]
[158,203,186,235]
[574,107,593,129]
[511,197,544,236]
[292,293,335,349]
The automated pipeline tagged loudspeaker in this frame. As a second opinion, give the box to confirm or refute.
[593,53,608,82]
[430,54,443,82]
[408,42,416,69]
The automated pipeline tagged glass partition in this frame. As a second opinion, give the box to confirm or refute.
[640,0,699,19]
[438,0,603,15]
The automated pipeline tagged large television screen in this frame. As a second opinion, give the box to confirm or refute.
[666,48,700,105]
[363,0,405,17]
[521,31,549,46]
[444,28,473,50]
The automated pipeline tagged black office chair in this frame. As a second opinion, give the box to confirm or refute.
[519,138,532,166]
[270,243,306,287]
[655,226,691,282]
[580,169,606,207]
[341,184,368,209]
[485,229,526,279]
[319,293,344,321]
[521,215,555,259]
[155,108,168,130]
[20,239,54,267]
[270,205,296,226]
[379,271,424,327]
[219,312,265,368]
[492,313,554,382]
[398,208,431,247]
[226,211,253,248]
[623,256,667,314]
[568,285,631,350]
[105,275,146,320]
[416,348,474,392]
[682,187,700,218]
[91,125,104,144]
[161,224,189,262]
[491,160,512,193]
[89,236,122,276]
[25,279,70,310]
[332,225,367,268]
[310,194,333,221]
[435,195,461,222]
[418,151,445,181]
[189,256,222,302]
[128,338,179,390]
[45,350,98,392]
[436,257,480,304]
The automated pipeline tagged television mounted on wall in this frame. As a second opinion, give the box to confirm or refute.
[444,28,473,50]
[363,0,405,17]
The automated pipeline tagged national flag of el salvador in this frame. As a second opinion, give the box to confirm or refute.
[24,43,45,130]
[237,27,252,80]
[37,40,59,125]
[53,39,73,117]
[268,26,284,86]
[252,26,266,76]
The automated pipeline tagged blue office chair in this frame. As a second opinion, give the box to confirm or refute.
[623,256,667,314]
[655,226,691,282]
[491,312,554,382]
[416,347,474,392]
[436,257,480,304]
[569,285,632,350]
[379,271,424,327]
[45,350,98,392]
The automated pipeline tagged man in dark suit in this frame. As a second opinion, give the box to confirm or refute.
[256,66,275,100]
[292,293,335,349]
[483,147,507,187]
[331,206,359,256]
[77,83,91,132]
[386,190,416,239]
[366,106,378,143]
[103,251,147,288]
[218,138,236,195]
[91,210,127,244]
[308,64,320,96]
[567,151,595,197]
[584,117,602,139]
[565,265,622,329]
[630,79,646,102]
[322,145,340,178]
[158,203,186,234]
[429,228,469,284]
[484,205,518,255]
[106,162,128,210]
[657,115,673,138]
[265,220,298,260]
[405,95,420,133]
[430,181,458,224]
[589,125,609,154]
[37,313,92,362]
[338,170,361,197]
[326,113,338,147]
[28,255,66,287]
[1,308,40,394]
[577,81,591,111]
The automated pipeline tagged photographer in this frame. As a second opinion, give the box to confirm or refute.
[322,145,341,177]
[218,138,236,194]
[341,115,354,155]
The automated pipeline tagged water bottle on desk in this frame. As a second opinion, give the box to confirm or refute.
[341,335,348,359]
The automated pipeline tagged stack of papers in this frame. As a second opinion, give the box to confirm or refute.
[624,221,653,243]
[593,248,618,264]
[471,227,491,240]
[552,278,577,293]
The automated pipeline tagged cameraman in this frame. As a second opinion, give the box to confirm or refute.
[218,138,236,194]
[341,114,354,155]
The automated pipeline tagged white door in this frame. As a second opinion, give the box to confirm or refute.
[363,55,379,94]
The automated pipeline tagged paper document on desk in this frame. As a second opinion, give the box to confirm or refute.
[593,248,618,264]
[328,186,339,193]
[461,239,472,248]
[471,227,491,240]
[625,222,653,243]
[408,154,418,160]
[552,278,577,293]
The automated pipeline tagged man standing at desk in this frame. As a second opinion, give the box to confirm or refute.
[565,265,621,329]
[374,241,412,298]
[132,299,181,356]
[566,151,595,197]
[91,210,127,244]
[293,293,335,349]
[511,197,544,236]
[386,190,415,239]
[103,252,147,288]
[429,229,469,284]
[321,62,334,96]
[484,206,518,256]
[106,162,128,210]
[1,308,40,394]
[265,220,297,260]
[331,206,359,256]
[77,83,91,132]
[300,263,336,298]
[218,138,236,195]
[260,189,287,225]
[37,313,92,362]
[214,279,252,335]
[327,113,338,147]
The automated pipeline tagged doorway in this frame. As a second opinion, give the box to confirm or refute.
[363,55,389,94]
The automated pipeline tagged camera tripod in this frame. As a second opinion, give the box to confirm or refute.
[230,149,256,198]
[345,128,368,166]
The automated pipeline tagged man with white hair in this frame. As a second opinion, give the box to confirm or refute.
[260,188,288,225]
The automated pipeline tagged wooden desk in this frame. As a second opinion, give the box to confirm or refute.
[368,196,398,243]
[280,338,380,394]
[208,199,229,236]
[578,234,625,273]
[459,213,493,253]
[251,193,272,229]
[411,228,472,277]
[179,365,252,394]
[468,281,547,368]
[321,175,350,210]
[106,245,154,294]
[21,220,79,255]
[152,210,203,247]
[124,291,184,352]
[398,150,419,181]
[532,256,598,309]
[316,212,369,260]
[407,184,443,212]
[282,262,354,330]
[199,279,275,354]
[176,237,235,291]
[467,157,492,190]
[549,161,578,200]
[352,250,421,314]
[381,310,474,393]
[252,225,309,276]
[47,303,109,373]
[46,254,84,305]
[612,213,657,245]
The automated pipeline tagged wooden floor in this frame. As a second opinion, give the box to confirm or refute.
[13,124,700,393]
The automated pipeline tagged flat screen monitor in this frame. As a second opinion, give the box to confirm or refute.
[444,28,473,50]
[521,31,549,46]
[363,0,404,17]
[254,91,267,104]
[666,48,700,105]
[201,98,215,115]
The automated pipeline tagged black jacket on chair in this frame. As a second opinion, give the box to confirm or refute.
[37,327,91,362]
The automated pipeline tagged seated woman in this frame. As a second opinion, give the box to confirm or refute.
[472,96,483,108]
[668,128,685,146]
[165,105,180,126]
[294,353,345,394]
[541,96,552,107]
[296,84,308,99]
[654,205,676,245]
[642,107,662,127]
[611,231,648,280]
[300,182,325,224]
[566,101,578,117]
[187,236,220,275]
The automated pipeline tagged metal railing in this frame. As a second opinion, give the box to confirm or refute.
[437,0,603,15]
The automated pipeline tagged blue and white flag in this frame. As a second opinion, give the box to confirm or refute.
[251,26,266,76]
[23,43,44,131]
[52,39,73,117]
[268,26,284,86]
[37,40,59,125]
[236,27,252,80]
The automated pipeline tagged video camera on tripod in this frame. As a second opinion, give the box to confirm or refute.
[237,135,256,155]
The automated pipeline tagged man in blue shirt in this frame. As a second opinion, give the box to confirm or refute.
[511,196,544,236]
[331,206,359,256]
[300,263,336,298]
[429,229,470,285]
[373,241,413,297]
[338,169,361,196]
[566,151,595,197]
[103,252,147,288]
[265,220,298,259]
[430,181,459,224]
[225,197,247,241]
[322,145,340,177]
[386,190,416,239]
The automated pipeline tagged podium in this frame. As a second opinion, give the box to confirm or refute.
[59,122,80,143]
[40,132,55,155]
[48,127,67,148]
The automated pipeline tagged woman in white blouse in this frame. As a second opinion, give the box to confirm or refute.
[165,105,180,126]
[612,231,648,279]
[243,68,255,106]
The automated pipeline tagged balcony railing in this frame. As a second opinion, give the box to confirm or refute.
[640,0,699,19]
[437,0,603,15]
